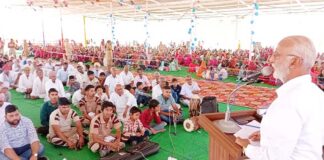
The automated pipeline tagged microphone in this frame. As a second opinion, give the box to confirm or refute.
[214,66,273,133]
[242,66,273,81]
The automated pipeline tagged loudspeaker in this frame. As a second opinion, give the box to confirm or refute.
[200,96,218,114]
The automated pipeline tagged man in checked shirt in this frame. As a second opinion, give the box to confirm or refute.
[0,105,47,160]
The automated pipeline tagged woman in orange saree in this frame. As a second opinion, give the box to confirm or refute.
[196,60,207,77]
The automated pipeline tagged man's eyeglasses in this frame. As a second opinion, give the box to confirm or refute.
[271,53,303,60]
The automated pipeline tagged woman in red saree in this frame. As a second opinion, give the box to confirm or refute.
[188,59,197,73]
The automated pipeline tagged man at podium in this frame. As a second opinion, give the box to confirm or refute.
[235,36,324,159]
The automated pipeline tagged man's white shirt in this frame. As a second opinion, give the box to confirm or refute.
[119,71,134,86]
[151,79,159,87]
[109,90,136,121]
[245,75,324,160]
[16,73,34,93]
[30,76,48,98]
[72,89,84,106]
[134,75,151,87]
[104,74,124,94]
[0,102,10,123]
[0,72,17,86]
[152,85,162,99]
[180,82,200,99]
[45,79,66,101]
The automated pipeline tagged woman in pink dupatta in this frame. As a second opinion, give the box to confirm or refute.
[188,59,197,72]
[184,54,192,66]
[177,53,184,65]
[208,56,217,67]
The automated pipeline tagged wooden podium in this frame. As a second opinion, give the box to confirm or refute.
[198,110,261,160]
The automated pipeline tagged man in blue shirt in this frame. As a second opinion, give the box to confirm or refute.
[56,62,70,86]
[156,86,183,124]
[0,105,47,160]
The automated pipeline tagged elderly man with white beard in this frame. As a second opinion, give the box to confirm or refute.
[45,71,66,101]
[109,84,137,122]
[16,67,34,98]
[30,69,47,99]
[235,36,324,160]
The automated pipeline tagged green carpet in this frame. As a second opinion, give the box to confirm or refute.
[11,90,249,160]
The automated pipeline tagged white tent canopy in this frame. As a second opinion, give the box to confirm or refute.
[1,0,324,52]
[3,0,324,20]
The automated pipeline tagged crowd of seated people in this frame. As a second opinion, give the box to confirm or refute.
[0,42,322,158]
[0,55,209,158]
[2,38,324,85]
[31,41,263,83]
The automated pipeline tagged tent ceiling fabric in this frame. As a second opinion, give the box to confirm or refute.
[5,0,324,20]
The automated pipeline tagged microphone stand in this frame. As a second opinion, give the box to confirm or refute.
[172,111,177,136]
[214,81,255,133]
[169,105,177,136]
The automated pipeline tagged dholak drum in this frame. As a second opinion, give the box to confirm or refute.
[183,117,199,132]
[189,95,201,117]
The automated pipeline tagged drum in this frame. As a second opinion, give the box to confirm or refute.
[183,117,199,132]
[189,96,201,117]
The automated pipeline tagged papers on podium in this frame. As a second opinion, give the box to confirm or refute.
[234,120,261,146]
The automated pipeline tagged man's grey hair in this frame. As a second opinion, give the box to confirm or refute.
[154,71,160,76]
[281,35,317,69]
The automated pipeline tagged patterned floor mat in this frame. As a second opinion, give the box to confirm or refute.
[145,74,277,109]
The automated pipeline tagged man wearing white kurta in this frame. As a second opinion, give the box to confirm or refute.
[217,67,228,80]
[0,94,10,123]
[109,84,135,122]
[43,59,54,76]
[12,60,22,73]
[134,68,151,88]
[45,71,66,101]
[152,77,167,99]
[0,66,18,89]
[16,67,33,94]
[71,89,84,107]
[31,69,47,99]
[180,76,200,106]
[235,36,324,160]
[92,63,104,78]
[72,65,87,88]
[151,72,160,87]
[104,67,124,96]
[119,65,134,86]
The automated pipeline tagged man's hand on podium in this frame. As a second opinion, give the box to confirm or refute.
[235,137,250,148]
[249,131,260,141]
[236,131,260,148]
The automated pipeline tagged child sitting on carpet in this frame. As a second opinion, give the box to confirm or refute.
[95,85,109,102]
[140,99,167,135]
[217,66,228,81]
[135,82,152,107]
[210,67,216,80]
[122,107,148,145]
[203,67,217,81]
[68,75,80,95]
[170,78,181,103]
